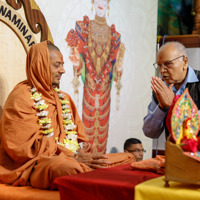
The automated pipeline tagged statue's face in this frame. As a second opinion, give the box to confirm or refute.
[94,0,108,18]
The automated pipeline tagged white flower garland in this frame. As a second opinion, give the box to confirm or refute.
[54,87,80,154]
[30,87,80,154]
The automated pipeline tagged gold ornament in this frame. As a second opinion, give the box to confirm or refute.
[107,0,111,16]
[72,67,81,108]
[91,0,94,12]
[107,5,109,16]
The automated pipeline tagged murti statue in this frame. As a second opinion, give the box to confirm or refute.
[66,0,125,154]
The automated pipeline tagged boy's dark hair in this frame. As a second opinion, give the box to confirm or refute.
[124,138,142,151]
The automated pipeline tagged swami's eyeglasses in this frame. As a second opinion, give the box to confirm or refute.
[153,55,184,70]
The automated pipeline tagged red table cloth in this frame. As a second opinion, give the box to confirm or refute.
[53,163,161,200]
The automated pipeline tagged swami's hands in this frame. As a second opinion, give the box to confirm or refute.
[75,143,110,169]
[151,76,175,109]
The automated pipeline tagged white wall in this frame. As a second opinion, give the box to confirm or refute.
[35,0,158,159]
[187,48,200,71]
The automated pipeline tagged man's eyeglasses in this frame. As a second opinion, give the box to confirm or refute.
[153,55,184,70]
[127,149,146,153]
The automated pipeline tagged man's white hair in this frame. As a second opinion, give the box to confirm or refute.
[160,41,188,57]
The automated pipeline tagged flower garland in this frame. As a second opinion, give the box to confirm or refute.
[54,87,80,154]
[30,87,80,154]
[31,87,54,138]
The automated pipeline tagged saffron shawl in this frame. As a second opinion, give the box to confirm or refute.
[0,41,87,186]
